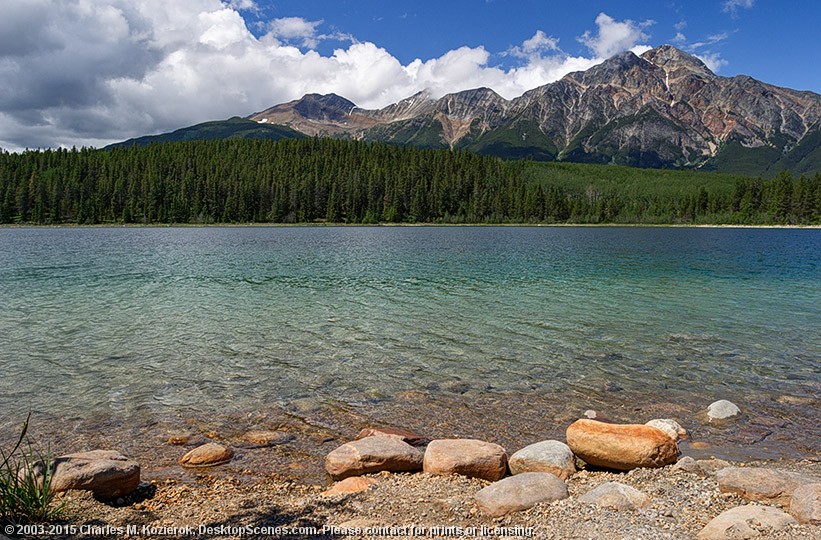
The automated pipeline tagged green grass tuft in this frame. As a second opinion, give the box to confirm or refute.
[0,414,64,525]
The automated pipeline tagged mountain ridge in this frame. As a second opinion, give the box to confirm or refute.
[111,45,820,176]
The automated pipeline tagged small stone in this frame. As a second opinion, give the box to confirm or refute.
[696,459,731,475]
[579,482,650,511]
[645,419,687,441]
[355,427,429,446]
[707,400,741,421]
[789,483,821,525]
[423,439,507,481]
[322,477,377,496]
[672,456,701,474]
[508,440,576,479]
[566,419,678,471]
[33,450,140,500]
[716,467,820,507]
[697,504,797,539]
[325,436,423,480]
[166,435,190,445]
[691,441,711,449]
[179,443,234,468]
[474,472,568,517]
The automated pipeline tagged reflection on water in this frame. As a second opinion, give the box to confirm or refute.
[0,226,819,469]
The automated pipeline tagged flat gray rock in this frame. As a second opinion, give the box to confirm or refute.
[325,436,423,480]
[789,483,821,525]
[474,472,568,517]
[508,440,575,479]
[717,467,820,507]
[579,482,649,511]
[697,504,797,539]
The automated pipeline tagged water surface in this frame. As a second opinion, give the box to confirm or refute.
[0,226,818,471]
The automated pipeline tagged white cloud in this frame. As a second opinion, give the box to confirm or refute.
[696,52,728,72]
[267,17,323,49]
[0,4,661,150]
[578,13,654,59]
[723,0,754,14]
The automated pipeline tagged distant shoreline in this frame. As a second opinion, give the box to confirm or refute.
[2,222,820,229]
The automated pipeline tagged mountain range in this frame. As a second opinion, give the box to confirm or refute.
[114,45,821,177]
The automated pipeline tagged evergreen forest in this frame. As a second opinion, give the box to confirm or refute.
[0,138,818,225]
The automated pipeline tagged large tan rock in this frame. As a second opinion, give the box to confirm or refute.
[325,436,423,480]
[474,472,568,517]
[508,440,576,479]
[789,483,821,525]
[697,504,797,539]
[179,443,234,468]
[565,419,678,471]
[39,450,140,500]
[716,467,820,508]
[423,439,507,481]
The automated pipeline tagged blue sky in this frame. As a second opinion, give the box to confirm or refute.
[0,0,818,151]
[239,0,820,91]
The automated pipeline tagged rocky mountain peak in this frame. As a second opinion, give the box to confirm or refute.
[291,93,357,122]
[641,45,714,78]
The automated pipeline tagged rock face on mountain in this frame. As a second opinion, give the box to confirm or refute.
[249,45,820,175]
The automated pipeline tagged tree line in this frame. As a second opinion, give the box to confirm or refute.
[0,138,818,225]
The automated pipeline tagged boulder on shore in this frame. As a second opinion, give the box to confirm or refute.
[789,483,821,525]
[565,419,678,471]
[355,427,429,446]
[325,436,423,480]
[508,440,576,479]
[423,439,507,481]
[36,450,140,500]
[697,504,797,539]
[716,467,821,508]
[474,472,568,517]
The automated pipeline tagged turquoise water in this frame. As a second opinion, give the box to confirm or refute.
[0,226,819,430]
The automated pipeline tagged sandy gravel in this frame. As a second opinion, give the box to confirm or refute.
[13,459,818,540]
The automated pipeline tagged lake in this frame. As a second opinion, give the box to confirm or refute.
[0,226,819,475]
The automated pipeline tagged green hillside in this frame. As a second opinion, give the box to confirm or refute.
[107,117,305,148]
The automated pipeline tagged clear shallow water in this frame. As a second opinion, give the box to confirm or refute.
[0,226,819,435]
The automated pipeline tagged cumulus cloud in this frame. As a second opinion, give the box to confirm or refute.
[267,16,323,49]
[578,13,654,59]
[0,3,657,151]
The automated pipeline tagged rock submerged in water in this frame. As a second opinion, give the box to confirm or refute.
[716,467,821,508]
[474,472,568,517]
[35,450,140,500]
[508,440,576,479]
[645,419,686,441]
[578,482,649,511]
[566,419,678,471]
[179,443,234,468]
[707,400,741,421]
[697,504,797,539]
[325,436,423,480]
[423,439,507,481]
